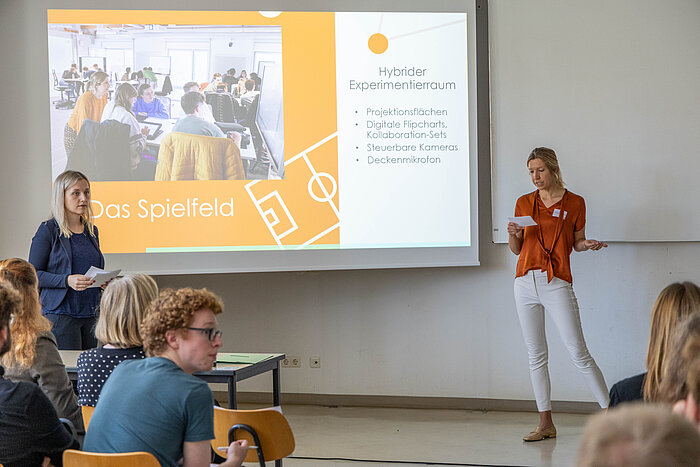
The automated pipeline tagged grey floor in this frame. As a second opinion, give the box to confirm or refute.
[252,405,590,467]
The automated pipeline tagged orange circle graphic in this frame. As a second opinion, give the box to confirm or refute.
[368,33,388,54]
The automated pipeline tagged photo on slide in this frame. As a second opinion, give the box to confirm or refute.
[47,23,284,182]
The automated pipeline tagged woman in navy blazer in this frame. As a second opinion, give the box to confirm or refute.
[29,170,104,350]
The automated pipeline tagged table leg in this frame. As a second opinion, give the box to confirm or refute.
[274,362,282,466]
[273,362,281,406]
[228,376,237,409]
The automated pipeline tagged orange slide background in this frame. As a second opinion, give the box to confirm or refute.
[48,10,339,253]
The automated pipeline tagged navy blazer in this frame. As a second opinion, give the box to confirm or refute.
[28,219,104,312]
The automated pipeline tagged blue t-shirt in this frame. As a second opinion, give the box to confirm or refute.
[83,357,214,467]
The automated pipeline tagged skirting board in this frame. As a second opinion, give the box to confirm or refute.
[213,391,601,414]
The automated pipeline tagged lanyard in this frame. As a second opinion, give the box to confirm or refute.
[532,190,568,282]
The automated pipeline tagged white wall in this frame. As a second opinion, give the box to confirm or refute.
[1,0,698,404]
[153,239,699,402]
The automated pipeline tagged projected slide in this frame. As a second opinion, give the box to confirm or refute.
[47,10,470,254]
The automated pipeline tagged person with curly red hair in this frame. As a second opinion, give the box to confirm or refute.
[83,287,248,467]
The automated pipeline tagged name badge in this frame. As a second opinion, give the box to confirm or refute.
[553,209,567,219]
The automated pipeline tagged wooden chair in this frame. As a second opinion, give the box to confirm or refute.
[211,406,295,466]
[63,450,160,467]
[81,405,95,431]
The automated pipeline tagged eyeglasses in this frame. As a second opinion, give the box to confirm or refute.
[186,327,223,341]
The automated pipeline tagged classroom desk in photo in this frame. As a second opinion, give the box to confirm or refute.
[63,78,87,95]
[59,350,285,409]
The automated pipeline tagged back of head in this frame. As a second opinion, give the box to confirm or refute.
[183,81,199,93]
[140,287,223,357]
[94,274,158,348]
[180,91,205,115]
[658,313,700,404]
[114,82,137,112]
[0,258,52,367]
[645,282,700,401]
[0,281,22,356]
[51,170,95,238]
[244,79,255,91]
[577,404,700,467]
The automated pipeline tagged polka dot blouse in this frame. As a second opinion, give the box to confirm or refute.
[77,346,146,407]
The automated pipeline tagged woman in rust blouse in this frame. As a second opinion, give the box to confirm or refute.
[507,147,609,442]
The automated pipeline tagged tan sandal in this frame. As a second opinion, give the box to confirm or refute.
[523,425,557,442]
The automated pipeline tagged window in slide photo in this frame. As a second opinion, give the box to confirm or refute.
[48,23,283,182]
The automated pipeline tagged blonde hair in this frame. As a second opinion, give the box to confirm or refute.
[87,71,109,92]
[140,288,223,357]
[114,82,137,115]
[577,403,700,467]
[657,314,700,404]
[644,282,700,402]
[0,258,52,368]
[94,274,158,347]
[51,170,95,238]
[527,147,565,189]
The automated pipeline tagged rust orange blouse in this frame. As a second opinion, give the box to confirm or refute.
[514,190,586,283]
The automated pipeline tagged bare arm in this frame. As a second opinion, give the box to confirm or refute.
[573,228,607,252]
[182,440,211,467]
[183,439,248,467]
[507,222,524,255]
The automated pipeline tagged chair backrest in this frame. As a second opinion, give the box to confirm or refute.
[81,405,95,431]
[155,132,244,181]
[231,97,247,122]
[63,450,160,467]
[208,93,235,123]
[211,406,295,463]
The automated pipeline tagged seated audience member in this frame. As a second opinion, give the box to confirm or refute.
[233,77,246,98]
[172,91,227,137]
[223,68,237,92]
[659,314,700,426]
[82,66,91,79]
[102,83,151,175]
[204,72,224,93]
[77,274,158,407]
[0,280,79,467]
[0,258,84,433]
[661,315,700,430]
[240,79,260,107]
[183,81,216,123]
[249,72,261,90]
[239,70,247,80]
[132,83,169,118]
[120,67,132,81]
[576,403,700,467]
[142,66,157,83]
[83,288,248,467]
[608,282,700,407]
[61,63,80,97]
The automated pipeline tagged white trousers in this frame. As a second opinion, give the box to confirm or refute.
[514,270,609,411]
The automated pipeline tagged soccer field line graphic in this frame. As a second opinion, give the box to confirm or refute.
[244,131,340,250]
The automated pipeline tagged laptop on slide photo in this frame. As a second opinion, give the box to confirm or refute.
[141,121,163,140]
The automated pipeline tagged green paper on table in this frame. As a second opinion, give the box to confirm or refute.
[216,353,275,364]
